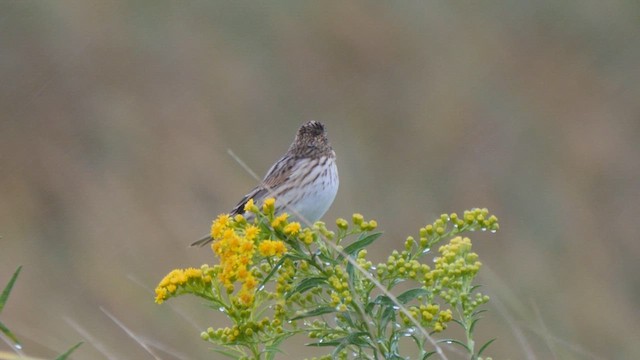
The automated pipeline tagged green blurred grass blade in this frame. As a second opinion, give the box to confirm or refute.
[0,321,20,345]
[54,342,82,360]
[0,266,23,345]
[0,266,22,313]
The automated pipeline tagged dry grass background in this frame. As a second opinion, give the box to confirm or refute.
[1,1,639,359]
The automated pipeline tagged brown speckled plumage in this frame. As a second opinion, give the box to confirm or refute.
[192,121,339,246]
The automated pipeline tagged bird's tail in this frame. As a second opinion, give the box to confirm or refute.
[190,234,212,247]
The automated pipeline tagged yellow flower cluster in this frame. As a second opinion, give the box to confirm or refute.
[433,236,489,313]
[258,240,287,257]
[434,236,481,280]
[155,267,211,304]
[210,216,259,306]
[400,303,453,332]
[207,199,290,307]
[283,222,301,235]
[271,213,289,229]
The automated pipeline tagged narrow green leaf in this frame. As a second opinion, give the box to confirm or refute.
[469,317,482,334]
[438,338,471,352]
[371,294,394,306]
[346,262,355,289]
[259,254,304,289]
[477,338,496,356]
[264,344,287,360]
[0,321,20,345]
[213,348,245,358]
[291,306,336,320]
[423,350,437,359]
[331,332,373,357]
[471,309,488,318]
[316,252,338,266]
[379,305,395,331]
[340,232,383,259]
[306,340,341,347]
[0,266,22,313]
[54,342,83,360]
[286,277,327,299]
[336,312,357,328]
[397,288,429,304]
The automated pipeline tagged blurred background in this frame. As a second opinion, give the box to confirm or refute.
[1,1,639,359]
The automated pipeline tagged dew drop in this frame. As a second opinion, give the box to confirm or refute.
[446,340,452,344]
[15,344,22,350]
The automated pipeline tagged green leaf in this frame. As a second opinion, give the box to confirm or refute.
[379,304,396,331]
[0,266,23,345]
[0,321,20,345]
[346,262,355,286]
[0,266,22,313]
[331,332,373,357]
[340,232,383,259]
[306,340,341,347]
[291,306,336,320]
[423,350,437,359]
[335,311,356,329]
[471,309,488,318]
[54,342,83,360]
[286,277,327,299]
[316,252,339,266]
[213,347,246,359]
[265,333,296,360]
[371,294,394,307]
[469,317,482,334]
[438,338,471,352]
[477,338,496,356]
[263,341,284,360]
[259,254,304,289]
[397,288,429,304]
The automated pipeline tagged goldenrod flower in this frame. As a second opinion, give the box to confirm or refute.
[243,198,258,213]
[245,225,260,241]
[258,240,287,257]
[284,222,301,235]
[211,214,231,239]
[271,213,289,229]
[262,197,276,214]
[155,267,207,304]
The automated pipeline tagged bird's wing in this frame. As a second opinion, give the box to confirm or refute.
[229,155,295,215]
[229,186,267,215]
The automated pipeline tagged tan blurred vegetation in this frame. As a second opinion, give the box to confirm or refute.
[1,1,639,359]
